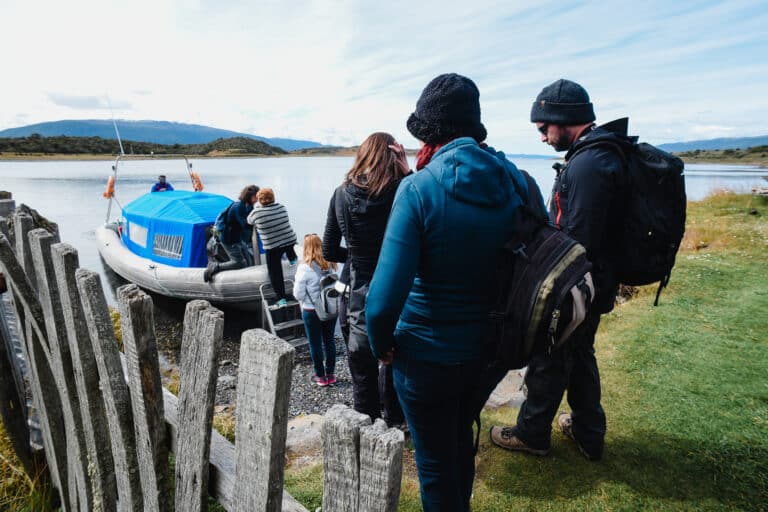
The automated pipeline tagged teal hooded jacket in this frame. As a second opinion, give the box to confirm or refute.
[366,137,545,363]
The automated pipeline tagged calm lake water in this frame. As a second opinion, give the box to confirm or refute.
[1,156,765,304]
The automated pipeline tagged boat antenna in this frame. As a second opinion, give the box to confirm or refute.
[107,96,125,156]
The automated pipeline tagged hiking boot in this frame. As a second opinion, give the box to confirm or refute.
[557,412,602,461]
[489,426,549,456]
[325,374,337,385]
[203,262,218,283]
[311,375,328,387]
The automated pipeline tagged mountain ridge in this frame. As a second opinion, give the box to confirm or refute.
[657,135,768,152]
[0,119,323,152]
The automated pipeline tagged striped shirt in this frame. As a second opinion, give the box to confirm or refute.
[247,203,297,250]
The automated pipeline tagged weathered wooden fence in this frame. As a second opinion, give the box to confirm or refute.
[0,193,405,512]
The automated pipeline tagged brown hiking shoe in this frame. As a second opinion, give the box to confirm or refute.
[558,412,601,461]
[489,426,549,456]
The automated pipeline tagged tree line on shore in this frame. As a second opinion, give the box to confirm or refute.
[0,133,287,156]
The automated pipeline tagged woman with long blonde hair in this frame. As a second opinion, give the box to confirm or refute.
[322,132,410,424]
[294,234,338,386]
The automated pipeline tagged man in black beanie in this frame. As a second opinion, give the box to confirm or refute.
[490,79,630,461]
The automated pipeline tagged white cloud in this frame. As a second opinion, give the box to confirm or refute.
[1,0,767,153]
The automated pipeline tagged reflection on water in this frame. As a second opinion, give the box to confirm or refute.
[1,156,765,305]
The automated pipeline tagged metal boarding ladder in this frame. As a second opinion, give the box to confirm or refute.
[259,279,308,348]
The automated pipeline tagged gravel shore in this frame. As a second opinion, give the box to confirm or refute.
[151,296,354,418]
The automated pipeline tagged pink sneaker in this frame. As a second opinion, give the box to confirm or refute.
[311,375,329,387]
[325,374,337,385]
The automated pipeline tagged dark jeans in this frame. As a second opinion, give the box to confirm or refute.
[346,269,403,424]
[513,311,606,457]
[393,355,487,512]
[218,240,252,271]
[265,245,297,300]
[301,309,336,377]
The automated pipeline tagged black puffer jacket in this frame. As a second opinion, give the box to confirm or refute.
[551,118,629,313]
[322,181,401,279]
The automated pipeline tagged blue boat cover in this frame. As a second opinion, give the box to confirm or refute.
[121,191,232,268]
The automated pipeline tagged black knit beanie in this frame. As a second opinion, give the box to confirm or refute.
[407,73,487,145]
[530,79,595,125]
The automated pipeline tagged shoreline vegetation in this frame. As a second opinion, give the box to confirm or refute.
[2,134,767,166]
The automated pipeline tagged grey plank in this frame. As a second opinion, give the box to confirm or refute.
[358,419,404,512]
[0,231,70,509]
[233,329,295,512]
[52,243,118,511]
[29,229,91,511]
[322,404,372,512]
[174,300,223,512]
[117,284,170,512]
[76,269,143,512]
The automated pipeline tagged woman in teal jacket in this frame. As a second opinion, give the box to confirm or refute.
[366,74,545,511]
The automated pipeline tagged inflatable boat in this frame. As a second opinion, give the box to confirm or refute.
[96,155,294,310]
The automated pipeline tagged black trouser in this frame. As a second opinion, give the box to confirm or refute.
[513,311,606,458]
[265,245,297,300]
[346,267,404,424]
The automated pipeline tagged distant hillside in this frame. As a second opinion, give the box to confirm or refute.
[677,145,768,166]
[0,120,323,151]
[658,135,768,152]
[0,134,286,156]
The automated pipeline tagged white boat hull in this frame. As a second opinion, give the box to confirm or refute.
[96,225,295,310]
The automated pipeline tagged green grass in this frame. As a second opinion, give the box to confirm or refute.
[285,192,768,511]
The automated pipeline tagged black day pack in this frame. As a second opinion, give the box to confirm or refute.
[570,132,686,305]
[489,170,595,370]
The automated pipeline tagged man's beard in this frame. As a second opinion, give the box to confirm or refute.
[551,132,571,152]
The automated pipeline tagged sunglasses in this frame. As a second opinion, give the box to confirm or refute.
[537,123,549,135]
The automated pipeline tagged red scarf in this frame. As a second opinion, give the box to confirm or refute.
[415,141,488,170]
[415,144,443,170]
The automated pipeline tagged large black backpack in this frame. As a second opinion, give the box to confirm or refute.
[489,170,595,370]
[571,134,686,305]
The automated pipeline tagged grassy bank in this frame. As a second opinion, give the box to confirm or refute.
[286,191,768,511]
[679,146,768,167]
[1,193,766,510]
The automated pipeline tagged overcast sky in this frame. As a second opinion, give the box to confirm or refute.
[2,0,766,153]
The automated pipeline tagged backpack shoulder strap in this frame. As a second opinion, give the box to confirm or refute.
[568,137,630,169]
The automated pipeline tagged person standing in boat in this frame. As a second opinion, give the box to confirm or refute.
[204,184,259,282]
[151,175,174,192]
[294,234,338,387]
[247,188,298,307]
[322,132,410,427]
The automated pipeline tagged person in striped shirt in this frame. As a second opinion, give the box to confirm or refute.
[247,187,298,307]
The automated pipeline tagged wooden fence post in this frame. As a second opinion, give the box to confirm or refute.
[29,229,91,511]
[117,284,170,512]
[322,404,372,512]
[233,328,295,512]
[174,300,223,512]
[13,213,41,293]
[0,293,34,476]
[358,419,404,512]
[76,269,143,512]
[52,243,118,511]
[0,231,70,509]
